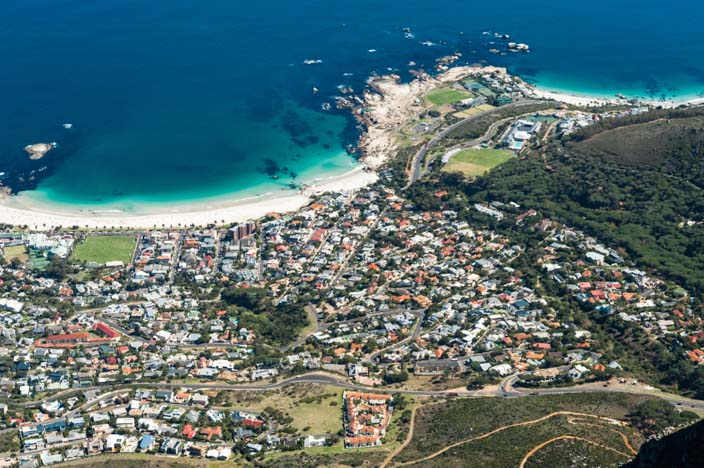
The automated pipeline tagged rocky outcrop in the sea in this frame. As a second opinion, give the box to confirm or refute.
[24,143,55,160]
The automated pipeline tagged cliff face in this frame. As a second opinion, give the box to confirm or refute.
[622,420,704,468]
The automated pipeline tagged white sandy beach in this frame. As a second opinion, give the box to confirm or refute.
[2,62,703,230]
[526,83,704,108]
[0,166,377,229]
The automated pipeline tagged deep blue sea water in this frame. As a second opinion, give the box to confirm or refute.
[2,0,704,211]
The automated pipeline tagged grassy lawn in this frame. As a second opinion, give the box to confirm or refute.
[287,390,342,435]
[426,88,472,106]
[453,104,496,119]
[443,148,514,177]
[3,244,28,264]
[71,235,136,265]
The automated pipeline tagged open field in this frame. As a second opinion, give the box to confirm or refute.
[3,244,28,264]
[426,88,471,106]
[442,148,514,177]
[453,104,496,119]
[223,384,343,435]
[388,393,662,468]
[71,235,136,265]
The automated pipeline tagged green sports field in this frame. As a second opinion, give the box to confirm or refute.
[71,235,136,265]
[442,148,514,176]
[426,88,472,106]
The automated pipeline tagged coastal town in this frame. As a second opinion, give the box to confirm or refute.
[0,65,701,467]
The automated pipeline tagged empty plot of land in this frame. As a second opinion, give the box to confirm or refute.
[3,244,29,264]
[453,104,496,119]
[71,235,136,265]
[426,88,472,106]
[442,148,513,176]
[226,384,343,435]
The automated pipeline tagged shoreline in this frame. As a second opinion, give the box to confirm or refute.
[522,81,704,108]
[0,165,377,229]
[3,63,703,229]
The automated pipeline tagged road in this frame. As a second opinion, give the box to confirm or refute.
[365,309,425,363]
[499,374,704,410]
[20,370,704,418]
[405,99,550,188]
[12,370,704,457]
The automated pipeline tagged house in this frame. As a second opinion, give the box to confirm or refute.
[303,435,327,448]
[490,363,513,376]
[39,452,63,466]
[159,438,182,455]
[568,364,590,380]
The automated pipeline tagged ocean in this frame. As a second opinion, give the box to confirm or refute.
[2,0,703,212]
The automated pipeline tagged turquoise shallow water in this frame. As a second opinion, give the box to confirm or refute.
[1,0,704,211]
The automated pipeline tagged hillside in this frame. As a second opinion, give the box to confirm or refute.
[405,107,704,399]
[621,419,704,468]
[569,114,704,178]
[387,393,684,468]
[462,110,704,297]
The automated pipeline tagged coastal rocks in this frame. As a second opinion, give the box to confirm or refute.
[436,53,462,71]
[24,143,56,160]
[508,42,530,52]
[354,65,510,170]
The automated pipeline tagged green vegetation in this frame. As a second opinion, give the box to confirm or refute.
[225,385,343,435]
[461,113,704,295]
[443,148,513,177]
[221,287,309,346]
[628,399,698,434]
[0,430,20,453]
[405,108,704,398]
[383,370,410,385]
[262,447,386,468]
[395,393,662,468]
[426,88,471,106]
[524,437,628,468]
[71,235,136,265]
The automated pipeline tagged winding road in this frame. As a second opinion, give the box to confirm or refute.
[405,99,550,188]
